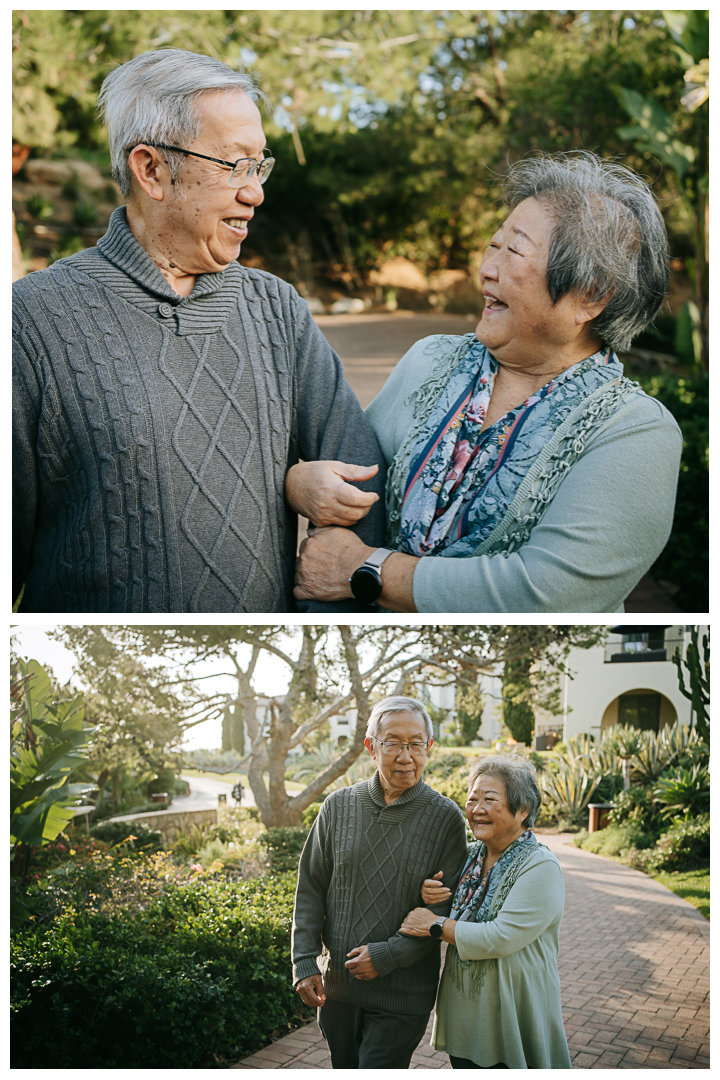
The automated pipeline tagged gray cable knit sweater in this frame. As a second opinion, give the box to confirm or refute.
[12,207,385,612]
[292,772,468,1016]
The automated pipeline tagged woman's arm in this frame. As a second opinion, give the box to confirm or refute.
[401,858,563,954]
[453,859,563,960]
[411,395,682,613]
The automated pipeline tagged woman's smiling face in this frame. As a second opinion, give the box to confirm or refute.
[475,197,601,367]
[465,773,528,851]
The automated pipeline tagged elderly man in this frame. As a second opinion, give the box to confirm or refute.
[292,696,467,1070]
[12,48,384,612]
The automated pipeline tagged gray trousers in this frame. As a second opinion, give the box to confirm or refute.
[318,999,431,1069]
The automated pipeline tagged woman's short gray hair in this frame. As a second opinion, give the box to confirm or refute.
[468,754,542,828]
[365,696,434,741]
[97,49,265,197]
[503,151,670,353]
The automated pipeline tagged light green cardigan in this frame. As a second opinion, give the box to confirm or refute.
[365,334,683,613]
[432,845,571,1069]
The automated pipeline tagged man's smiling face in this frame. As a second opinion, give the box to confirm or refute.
[145,89,266,275]
[365,710,432,796]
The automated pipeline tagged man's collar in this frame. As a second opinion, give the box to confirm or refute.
[368,769,427,808]
[95,206,242,335]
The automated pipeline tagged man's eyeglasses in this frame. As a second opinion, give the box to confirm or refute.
[134,143,275,188]
[373,739,430,756]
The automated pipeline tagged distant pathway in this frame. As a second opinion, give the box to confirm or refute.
[234,832,709,1070]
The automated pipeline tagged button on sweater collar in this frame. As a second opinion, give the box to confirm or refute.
[95,206,242,335]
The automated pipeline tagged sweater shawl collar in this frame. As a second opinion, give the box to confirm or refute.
[358,770,431,821]
[95,206,242,335]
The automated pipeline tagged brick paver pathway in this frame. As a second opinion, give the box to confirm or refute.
[234,833,708,1070]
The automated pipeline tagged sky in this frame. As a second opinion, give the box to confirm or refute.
[10,624,292,750]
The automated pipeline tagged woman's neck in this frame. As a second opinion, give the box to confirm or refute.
[480,342,601,433]
[483,829,525,864]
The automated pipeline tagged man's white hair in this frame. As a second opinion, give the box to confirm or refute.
[97,48,265,197]
[365,696,434,742]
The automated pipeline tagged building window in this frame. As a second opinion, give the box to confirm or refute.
[618,693,661,733]
[605,627,683,663]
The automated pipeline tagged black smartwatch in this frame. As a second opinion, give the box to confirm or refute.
[349,547,395,605]
[429,917,448,939]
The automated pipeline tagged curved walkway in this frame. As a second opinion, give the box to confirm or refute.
[234,832,708,1070]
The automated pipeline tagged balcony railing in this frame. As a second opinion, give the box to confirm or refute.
[604,638,684,663]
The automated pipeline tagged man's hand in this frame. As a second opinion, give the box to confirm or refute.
[285,461,379,526]
[345,945,379,981]
[294,527,372,602]
[296,973,326,1007]
[421,870,452,906]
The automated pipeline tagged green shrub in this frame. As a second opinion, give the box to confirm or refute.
[424,753,468,780]
[260,826,310,873]
[632,814,710,873]
[301,802,323,829]
[89,820,164,853]
[608,787,663,834]
[429,768,470,809]
[638,372,708,610]
[10,874,313,1067]
[572,822,656,857]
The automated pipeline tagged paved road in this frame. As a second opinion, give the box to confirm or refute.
[234,832,708,1070]
[312,311,681,614]
[177,773,256,809]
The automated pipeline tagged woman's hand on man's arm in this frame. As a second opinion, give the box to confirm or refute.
[285,461,379,526]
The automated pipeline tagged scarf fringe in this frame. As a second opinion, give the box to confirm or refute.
[445,843,541,1000]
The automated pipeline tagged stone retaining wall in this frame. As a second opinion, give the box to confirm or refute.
[105,806,217,845]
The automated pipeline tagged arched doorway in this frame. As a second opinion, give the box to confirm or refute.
[601,690,678,735]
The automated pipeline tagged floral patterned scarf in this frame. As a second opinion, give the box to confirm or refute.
[398,339,621,557]
[445,829,540,997]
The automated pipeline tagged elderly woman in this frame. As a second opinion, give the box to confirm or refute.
[289,152,682,613]
[399,755,571,1069]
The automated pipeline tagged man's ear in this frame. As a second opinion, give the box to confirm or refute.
[364,737,377,760]
[127,145,168,203]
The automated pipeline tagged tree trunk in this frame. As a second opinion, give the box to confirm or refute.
[12,212,24,282]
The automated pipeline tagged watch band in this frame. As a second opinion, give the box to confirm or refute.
[359,547,395,572]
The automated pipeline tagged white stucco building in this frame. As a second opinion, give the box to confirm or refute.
[533,625,705,747]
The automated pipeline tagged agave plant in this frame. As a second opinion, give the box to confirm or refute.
[588,737,619,776]
[602,725,645,789]
[653,763,710,820]
[329,754,376,790]
[541,761,603,826]
[292,741,374,790]
[562,733,595,768]
[661,719,703,761]
[631,730,671,783]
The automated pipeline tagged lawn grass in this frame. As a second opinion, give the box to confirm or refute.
[650,868,710,920]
